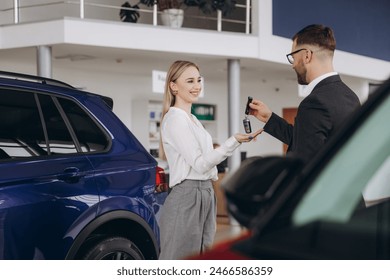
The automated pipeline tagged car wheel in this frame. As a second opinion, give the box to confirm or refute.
[81,236,144,260]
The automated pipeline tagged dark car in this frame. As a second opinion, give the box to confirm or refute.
[0,71,168,260]
[195,76,390,260]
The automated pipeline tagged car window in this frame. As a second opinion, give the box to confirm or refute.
[293,89,390,226]
[362,156,390,207]
[0,87,110,159]
[58,98,109,152]
[38,94,78,154]
[0,88,46,158]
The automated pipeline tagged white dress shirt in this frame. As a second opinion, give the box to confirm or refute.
[161,107,240,187]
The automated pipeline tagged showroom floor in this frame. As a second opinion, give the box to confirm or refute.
[213,222,247,245]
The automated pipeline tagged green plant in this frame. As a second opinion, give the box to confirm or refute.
[157,0,183,10]
[206,0,237,16]
[119,2,140,23]
[170,1,237,16]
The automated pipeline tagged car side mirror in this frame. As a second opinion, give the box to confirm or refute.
[222,156,304,228]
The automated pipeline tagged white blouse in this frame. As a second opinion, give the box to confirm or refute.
[161,107,240,187]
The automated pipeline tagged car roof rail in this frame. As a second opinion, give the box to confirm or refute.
[0,70,75,89]
[0,70,114,110]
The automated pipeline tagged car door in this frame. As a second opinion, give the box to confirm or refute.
[0,88,98,259]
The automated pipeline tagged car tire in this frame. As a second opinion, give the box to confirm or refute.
[81,236,144,260]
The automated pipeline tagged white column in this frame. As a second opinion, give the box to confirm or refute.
[37,46,52,78]
[227,59,241,173]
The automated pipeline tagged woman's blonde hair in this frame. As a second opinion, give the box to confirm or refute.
[159,60,200,160]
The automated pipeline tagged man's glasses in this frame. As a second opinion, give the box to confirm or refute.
[286,48,312,64]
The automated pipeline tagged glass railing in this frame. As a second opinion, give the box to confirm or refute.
[1,0,251,34]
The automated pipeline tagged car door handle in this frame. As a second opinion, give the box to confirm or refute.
[58,167,84,183]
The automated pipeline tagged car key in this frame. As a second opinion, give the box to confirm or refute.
[243,96,253,133]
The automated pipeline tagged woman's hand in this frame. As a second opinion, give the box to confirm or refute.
[234,128,264,143]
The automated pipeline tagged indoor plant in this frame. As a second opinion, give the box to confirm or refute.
[119,0,237,26]
[119,1,186,25]
[157,0,237,16]
[119,1,141,23]
[157,0,187,28]
[195,0,237,16]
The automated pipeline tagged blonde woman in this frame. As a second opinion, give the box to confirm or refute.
[158,60,262,259]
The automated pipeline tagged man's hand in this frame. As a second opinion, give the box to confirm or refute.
[249,99,272,123]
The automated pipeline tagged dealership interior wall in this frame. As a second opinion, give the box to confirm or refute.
[0,0,389,162]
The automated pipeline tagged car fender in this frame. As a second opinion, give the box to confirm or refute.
[64,197,159,259]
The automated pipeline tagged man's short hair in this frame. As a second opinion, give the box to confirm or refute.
[293,24,336,52]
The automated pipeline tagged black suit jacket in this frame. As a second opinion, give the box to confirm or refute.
[264,75,361,162]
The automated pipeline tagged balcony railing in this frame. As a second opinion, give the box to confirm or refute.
[1,0,251,34]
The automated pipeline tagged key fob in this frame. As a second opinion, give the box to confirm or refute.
[243,116,252,133]
[245,96,253,115]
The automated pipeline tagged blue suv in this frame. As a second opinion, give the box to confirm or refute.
[0,71,167,260]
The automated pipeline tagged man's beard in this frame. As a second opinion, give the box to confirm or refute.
[296,69,308,85]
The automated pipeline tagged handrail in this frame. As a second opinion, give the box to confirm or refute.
[2,1,251,34]
[13,0,19,24]
[80,0,84,18]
